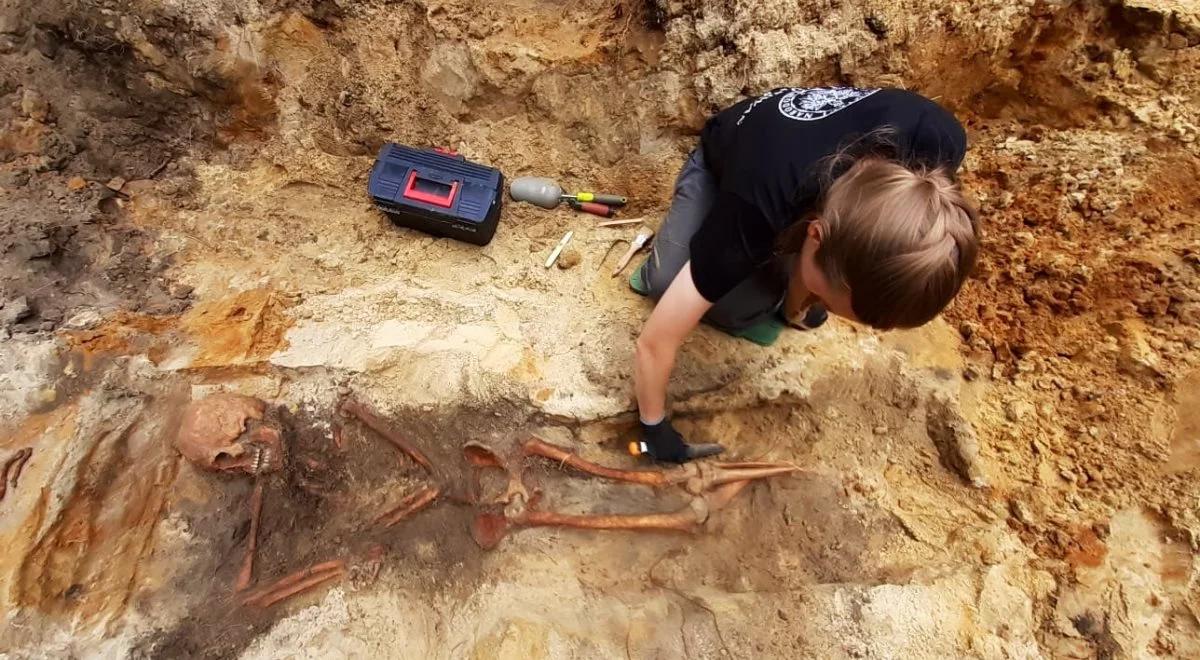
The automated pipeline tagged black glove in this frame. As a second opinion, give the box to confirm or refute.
[631,418,725,463]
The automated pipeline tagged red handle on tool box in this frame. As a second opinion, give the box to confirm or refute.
[402,170,459,208]
[574,201,614,218]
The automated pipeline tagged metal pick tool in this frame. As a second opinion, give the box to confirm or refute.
[611,229,654,277]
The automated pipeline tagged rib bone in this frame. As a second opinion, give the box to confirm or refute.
[376,485,439,527]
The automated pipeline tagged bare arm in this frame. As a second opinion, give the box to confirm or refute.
[634,262,712,422]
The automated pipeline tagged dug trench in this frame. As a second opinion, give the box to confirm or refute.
[4,350,1000,659]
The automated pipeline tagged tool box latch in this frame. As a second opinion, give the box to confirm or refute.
[402,170,460,208]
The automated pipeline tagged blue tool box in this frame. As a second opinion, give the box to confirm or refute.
[367,143,504,246]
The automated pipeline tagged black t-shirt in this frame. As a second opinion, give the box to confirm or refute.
[690,87,967,303]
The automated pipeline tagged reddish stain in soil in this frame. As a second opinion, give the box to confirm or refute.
[64,312,178,369]
[1065,526,1109,569]
[180,288,293,367]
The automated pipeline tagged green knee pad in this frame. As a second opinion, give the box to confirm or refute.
[628,260,650,296]
[727,316,784,347]
[629,259,781,347]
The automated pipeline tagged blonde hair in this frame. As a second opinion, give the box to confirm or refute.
[782,158,979,329]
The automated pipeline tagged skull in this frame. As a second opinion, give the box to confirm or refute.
[175,393,285,475]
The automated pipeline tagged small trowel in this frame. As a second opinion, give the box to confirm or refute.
[510,176,627,217]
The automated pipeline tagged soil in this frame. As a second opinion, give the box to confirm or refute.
[2,0,1199,658]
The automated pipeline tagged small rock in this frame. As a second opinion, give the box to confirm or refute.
[0,14,20,35]
[67,176,87,190]
[20,88,49,121]
[419,42,479,115]
[1,296,32,325]
[169,283,194,299]
[120,179,156,196]
[1009,499,1033,524]
[556,249,581,270]
[413,540,437,563]
[977,536,1002,565]
[1004,400,1035,422]
[864,14,888,37]
[32,28,59,58]
[105,177,127,192]
[872,425,888,435]
[39,321,56,332]
[0,169,30,188]
[925,394,989,488]
[28,239,52,258]
[64,309,102,330]
[1109,320,1161,376]
[731,574,753,593]
[316,253,342,269]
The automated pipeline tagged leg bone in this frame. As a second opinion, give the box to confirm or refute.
[686,462,800,494]
[473,479,756,550]
[250,568,345,608]
[523,438,675,487]
[519,507,701,534]
[236,481,265,592]
[340,400,434,474]
[241,559,346,606]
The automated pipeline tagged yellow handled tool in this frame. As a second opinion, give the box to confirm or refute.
[566,192,627,206]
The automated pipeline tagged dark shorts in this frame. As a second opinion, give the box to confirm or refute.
[638,148,792,331]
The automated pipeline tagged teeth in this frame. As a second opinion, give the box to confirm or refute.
[252,447,263,473]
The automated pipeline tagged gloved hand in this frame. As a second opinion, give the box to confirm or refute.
[630,418,725,463]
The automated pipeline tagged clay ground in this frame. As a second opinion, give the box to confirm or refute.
[2,0,1200,658]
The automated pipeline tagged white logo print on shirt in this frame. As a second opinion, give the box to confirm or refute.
[777,87,879,121]
[735,86,880,125]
